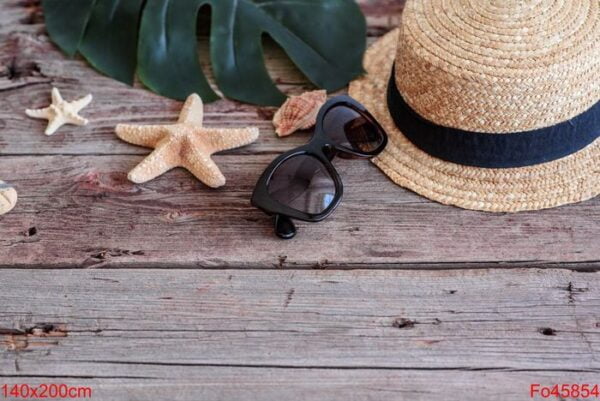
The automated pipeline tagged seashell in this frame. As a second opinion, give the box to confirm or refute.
[0,181,17,215]
[273,90,327,137]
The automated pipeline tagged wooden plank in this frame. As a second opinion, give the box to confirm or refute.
[0,268,599,400]
[1,371,600,401]
[0,155,599,268]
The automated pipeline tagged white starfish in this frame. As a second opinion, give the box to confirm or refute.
[26,87,93,136]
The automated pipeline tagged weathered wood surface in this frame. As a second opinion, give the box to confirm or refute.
[4,372,599,401]
[0,0,598,268]
[1,1,600,400]
[1,268,599,400]
[1,154,599,269]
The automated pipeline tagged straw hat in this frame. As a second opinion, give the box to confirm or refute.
[349,0,599,212]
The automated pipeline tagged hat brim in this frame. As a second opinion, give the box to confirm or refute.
[349,29,600,212]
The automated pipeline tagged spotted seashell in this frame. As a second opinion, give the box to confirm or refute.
[273,90,327,137]
[0,181,17,215]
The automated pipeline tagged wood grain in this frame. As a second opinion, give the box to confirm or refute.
[0,0,598,269]
[1,1,600,399]
[1,268,599,400]
[0,155,599,268]
[4,371,599,401]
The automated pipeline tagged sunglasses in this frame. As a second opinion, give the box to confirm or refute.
[251,95,388,239]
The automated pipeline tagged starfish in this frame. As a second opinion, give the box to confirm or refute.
[115,94,259,188]
[25,87,93,136]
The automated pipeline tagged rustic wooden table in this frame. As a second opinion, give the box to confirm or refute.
[1,1,599,400]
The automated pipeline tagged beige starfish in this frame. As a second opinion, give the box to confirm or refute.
[115,94,259,188]
[26,87,93,136]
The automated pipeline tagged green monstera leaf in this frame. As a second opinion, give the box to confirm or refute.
[42,0,367,106]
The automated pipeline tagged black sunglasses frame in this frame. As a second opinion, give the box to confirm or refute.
[251,95,388,238]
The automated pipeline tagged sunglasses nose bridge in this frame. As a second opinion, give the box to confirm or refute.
[321,144,337,161]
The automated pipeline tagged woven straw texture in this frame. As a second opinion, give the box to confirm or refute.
[349,25,599,212]
[395,0,600,133]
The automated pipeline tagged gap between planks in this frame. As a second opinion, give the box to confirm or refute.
[0,268,598,401]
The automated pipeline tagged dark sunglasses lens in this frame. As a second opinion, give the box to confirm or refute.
[267,155,336,214]
[323,106,384,153]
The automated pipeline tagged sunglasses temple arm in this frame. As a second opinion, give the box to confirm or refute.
[274,215,297,240]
